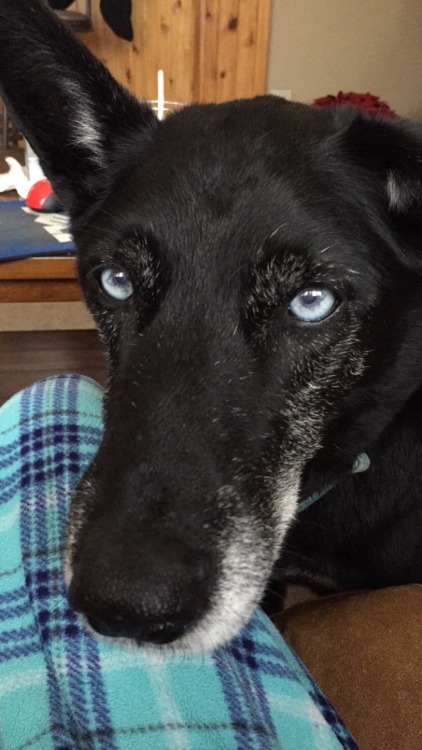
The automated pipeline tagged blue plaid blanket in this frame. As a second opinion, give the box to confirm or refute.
[0,375,358,750]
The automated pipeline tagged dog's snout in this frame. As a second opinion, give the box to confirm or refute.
[86,614,187,644]
[68,531,212,645]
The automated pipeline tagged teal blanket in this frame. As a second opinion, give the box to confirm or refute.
[0,375,358,749]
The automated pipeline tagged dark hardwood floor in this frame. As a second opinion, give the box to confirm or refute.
[0,329,107,406]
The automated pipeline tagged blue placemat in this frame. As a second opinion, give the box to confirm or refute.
[0,200,75,260]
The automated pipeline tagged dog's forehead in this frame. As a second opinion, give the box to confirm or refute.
[91,100,345,252]
[79,98,378,286]
[132,99,335,195]
[157,97,339,158]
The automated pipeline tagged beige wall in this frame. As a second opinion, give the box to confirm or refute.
[267,0,422,119]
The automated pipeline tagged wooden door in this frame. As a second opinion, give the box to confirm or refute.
[72,0,270,104]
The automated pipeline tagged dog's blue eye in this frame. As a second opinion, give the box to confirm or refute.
[289,287,337,322]
[100,267,133,301]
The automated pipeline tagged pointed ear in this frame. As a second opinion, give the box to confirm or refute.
[339,113,422,268]
[0,0,156,218]
[351,116,421,212]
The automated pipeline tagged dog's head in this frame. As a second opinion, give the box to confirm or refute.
[1,0,421,650]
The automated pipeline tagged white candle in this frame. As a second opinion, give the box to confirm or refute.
[157,69,164,121]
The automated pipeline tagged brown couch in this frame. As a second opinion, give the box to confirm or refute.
[274,585,422,750]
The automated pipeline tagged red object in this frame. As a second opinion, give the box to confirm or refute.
[313,91,398,119]
[26,178,62,212]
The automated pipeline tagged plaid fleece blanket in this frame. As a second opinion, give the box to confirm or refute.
[0,375,358,750]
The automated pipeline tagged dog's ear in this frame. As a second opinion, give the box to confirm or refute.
[344,115,421,212]
[340,114,422,267]
[0,0,156,218]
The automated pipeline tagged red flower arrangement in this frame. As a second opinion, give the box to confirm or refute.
[313,91,398,119]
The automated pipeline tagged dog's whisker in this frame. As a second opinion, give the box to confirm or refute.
[268,223,288,241]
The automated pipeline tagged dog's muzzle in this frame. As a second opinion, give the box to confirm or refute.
[68,526,214,645]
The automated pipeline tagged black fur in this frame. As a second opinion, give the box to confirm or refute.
[1,0,420,649]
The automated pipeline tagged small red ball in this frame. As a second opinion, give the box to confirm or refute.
[26,179,54,212]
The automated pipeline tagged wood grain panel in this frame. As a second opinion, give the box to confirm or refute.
[236,0,263,97]
[215,0,240,103]
[253,0,271,94]
[0,330,106,405]
[71,0,270,104]
[0,280,82,303]
[197,0,270,102]
[73,0,197,104]
[0,257,77,281]
[197,0,220,102]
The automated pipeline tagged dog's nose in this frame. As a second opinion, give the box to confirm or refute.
[68,532,212,645]
[86,614,187,644]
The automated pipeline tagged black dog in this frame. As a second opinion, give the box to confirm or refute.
[0,0,420,651]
